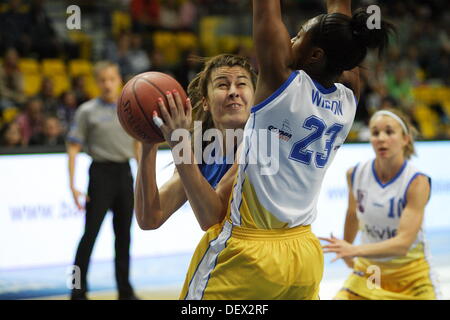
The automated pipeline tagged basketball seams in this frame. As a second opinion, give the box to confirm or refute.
[117,72,187,144]
[118,79,154,143]
[132,78,165,140]
[139,76,187,136]
[117,81,135,138]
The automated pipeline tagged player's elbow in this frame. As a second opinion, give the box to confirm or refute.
[135,210,163,230]
[200,209,227,231]
[138,219,161,230]
[395,238,413,256]
[200,219,220,232]
[397,244,411,256]
[200,223,211,232]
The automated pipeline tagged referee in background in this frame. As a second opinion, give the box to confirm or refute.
[67,61,140,300]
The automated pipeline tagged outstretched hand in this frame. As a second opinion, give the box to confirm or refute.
[153,90,192,149]
[319,234,357,263]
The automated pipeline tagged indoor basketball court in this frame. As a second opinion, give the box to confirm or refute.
[0,0,449,302]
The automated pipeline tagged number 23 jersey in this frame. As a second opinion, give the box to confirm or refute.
[229,70,357,229]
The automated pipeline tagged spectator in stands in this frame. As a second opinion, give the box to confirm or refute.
[37,77,58,115]
[71,76,90,105]
[0,47,26,110]
[130,0,160,33]
[0,121,23,147]
[427,48,450,84]
[415,21,442,77]
[174,49,202,89]
[128,33,151,76]
[56,90,78,134]
[29,116,65,146]
[380,96,399,111]
[402,46,423,85]
[159,0,179,30]
[0,0,31,56]
[149,48,173,75]
[37,77,58,114]
[27,0,61,59]
[104,32,134,81]
[179,0,198,31]
[385,65,414,112]
[15,97,44,145]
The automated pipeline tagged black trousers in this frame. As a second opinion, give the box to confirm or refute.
[71,161,134,298]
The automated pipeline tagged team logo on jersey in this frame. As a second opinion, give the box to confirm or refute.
[372,202,384,208]
[268,119,292,141]
[364,224,397,240]
[357,189,367,213]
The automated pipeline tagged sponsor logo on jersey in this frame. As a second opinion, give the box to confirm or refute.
[268,119,292,141]
[373,202,384,208]
[357,189,367,213]
[364,224,397,240]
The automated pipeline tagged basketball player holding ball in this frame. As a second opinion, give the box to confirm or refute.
[149,0,395,299]
[127,54,257,231]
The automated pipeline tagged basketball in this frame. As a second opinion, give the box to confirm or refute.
[117,72,188,144]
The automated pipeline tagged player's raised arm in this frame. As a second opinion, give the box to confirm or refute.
[327,0,351,16]
[326,0,361,98]
[252,0,293,102]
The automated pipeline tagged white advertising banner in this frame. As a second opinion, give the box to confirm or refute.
[1,142,449,270]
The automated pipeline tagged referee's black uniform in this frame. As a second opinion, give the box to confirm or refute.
[67,97,137,300]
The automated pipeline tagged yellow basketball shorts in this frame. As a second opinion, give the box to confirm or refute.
[180,220,324,300]
[334,257,441,300]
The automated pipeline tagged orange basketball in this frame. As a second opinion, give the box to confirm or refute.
[117,72,188,144]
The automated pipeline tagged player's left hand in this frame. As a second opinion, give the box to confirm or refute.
[319,234,357,263]
[153,90,192,149]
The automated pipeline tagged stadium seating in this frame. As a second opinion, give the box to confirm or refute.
[23,73,42,97]
[18,59,40,74]
[68,59,93,77]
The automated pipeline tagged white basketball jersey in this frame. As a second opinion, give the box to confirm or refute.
[352,159,431,263]
[229,70,357,228]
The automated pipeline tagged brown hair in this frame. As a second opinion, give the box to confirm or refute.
[370,108,418,159]
[187,54,257,151]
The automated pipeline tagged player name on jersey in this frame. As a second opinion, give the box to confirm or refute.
[311,89,343,116]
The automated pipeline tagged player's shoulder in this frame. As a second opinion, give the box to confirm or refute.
[298,70,355,100]
[404,161,423,173]
[350,159,373,179]
[401,161,429,180]
[346,166,355,178]
[404,162,431,187]
[347,160,366,184]
[335,82,358,104]
[405,173,431,205]
[354,159,372,171]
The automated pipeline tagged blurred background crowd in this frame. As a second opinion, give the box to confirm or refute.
[0,0,448,149]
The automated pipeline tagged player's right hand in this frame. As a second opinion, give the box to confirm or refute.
[154,90,192,149]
